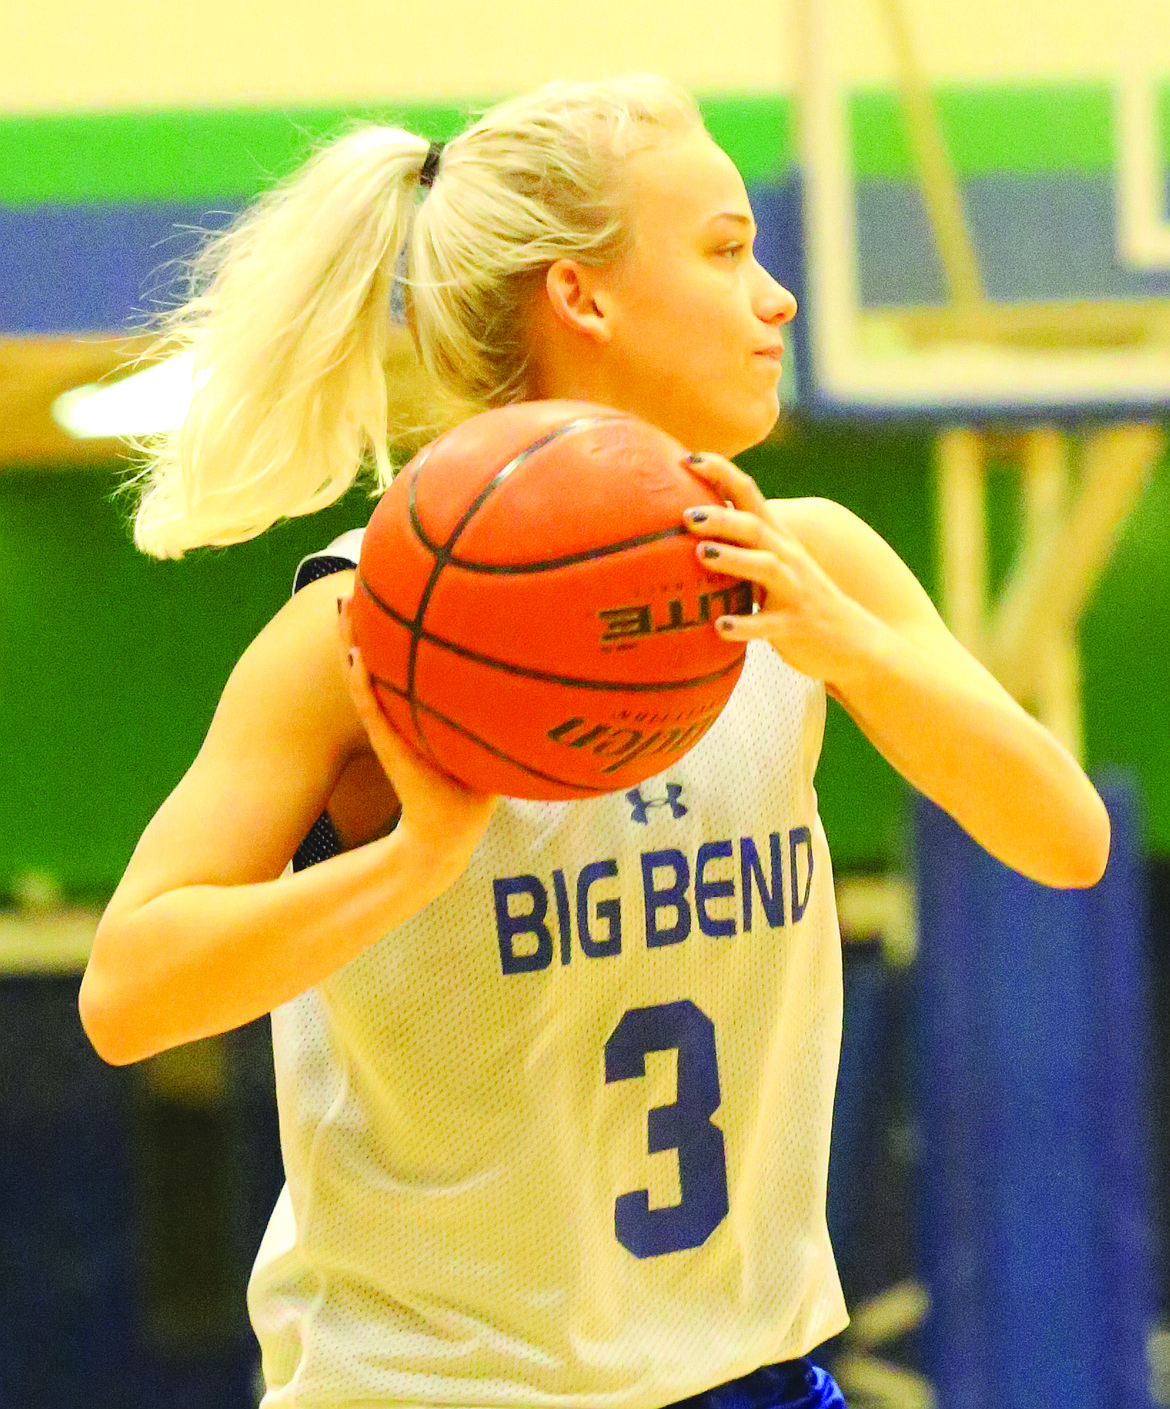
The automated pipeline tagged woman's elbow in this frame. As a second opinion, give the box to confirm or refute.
[1061,788,1112,890]
[78,959,137,1066]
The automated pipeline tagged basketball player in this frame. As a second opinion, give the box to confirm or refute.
[78,76,1111,1409]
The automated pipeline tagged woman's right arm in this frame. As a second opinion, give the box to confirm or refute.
[79,571,498,1067]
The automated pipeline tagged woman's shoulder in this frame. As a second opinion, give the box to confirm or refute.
[764,494,846,542]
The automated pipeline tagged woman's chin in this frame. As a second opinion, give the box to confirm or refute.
[654,390,780,459]
[735,396,783,453]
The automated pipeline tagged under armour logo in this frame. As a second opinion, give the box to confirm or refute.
[626,783,688,825]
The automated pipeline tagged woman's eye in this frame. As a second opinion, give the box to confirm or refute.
[720,245,744,258]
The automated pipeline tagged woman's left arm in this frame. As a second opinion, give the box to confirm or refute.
[680,454,1111,889]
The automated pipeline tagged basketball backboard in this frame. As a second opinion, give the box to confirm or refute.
[794,0,1170,417]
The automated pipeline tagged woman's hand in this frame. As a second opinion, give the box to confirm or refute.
[678,454,1111,886]
[338,595,499,870]
[680,452,873,692]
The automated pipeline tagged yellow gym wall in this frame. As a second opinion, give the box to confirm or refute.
[2,0,1169,113]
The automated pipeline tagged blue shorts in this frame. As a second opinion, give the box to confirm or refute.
[661,1358,848,1409]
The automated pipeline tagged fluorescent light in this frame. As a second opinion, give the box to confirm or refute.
[52,352,201,438]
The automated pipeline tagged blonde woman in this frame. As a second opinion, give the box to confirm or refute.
[79,76,1110,1409]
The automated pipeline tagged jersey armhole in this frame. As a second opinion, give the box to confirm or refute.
[291,527,365,594]
[290,527,366,872]
[292,554,356,594]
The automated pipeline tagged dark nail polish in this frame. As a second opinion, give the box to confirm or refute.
[686,508,708,523]
[701,543,720,559]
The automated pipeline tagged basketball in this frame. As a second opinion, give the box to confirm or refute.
[350,399,753,800]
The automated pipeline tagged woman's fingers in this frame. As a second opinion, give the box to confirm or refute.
[678,466,837,640]
[683,500,804,573]
[339,597,389,719]
[695,540,797,611]
[682,451,771,517]
[335,591,499,856]
[337,596,401,756]
[337,592,354,656]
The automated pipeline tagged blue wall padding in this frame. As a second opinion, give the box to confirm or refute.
[0,203,239,334]
[750,176,808,406]
[826,943,896,1293]
[0,977,281,1408]
[10,176,1170,338]
[0,977,139,1406]
[854,175,1170,308]
[0,180,806,339]
[0,178,806,340]
[0,180,807,339]
[912,773,1160,1409]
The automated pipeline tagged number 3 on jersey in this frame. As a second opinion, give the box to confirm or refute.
[604,999,730,1258]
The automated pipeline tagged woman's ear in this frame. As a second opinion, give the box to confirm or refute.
[543,260,613,346]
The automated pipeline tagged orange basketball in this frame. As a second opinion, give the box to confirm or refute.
[350,399,752,800]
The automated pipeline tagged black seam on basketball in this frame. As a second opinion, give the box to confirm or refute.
[402,439,443,554]
[426,628,747,692]
[403,414,628,741]
[444,523,689,573]
[392,435,448,763]
[405,413,629,557]
[370,674,612,795]
[358,570,416,630]
[359,569,745,692]
[380,439,448,771]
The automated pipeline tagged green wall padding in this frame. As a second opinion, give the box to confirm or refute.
[3,81,1167,205]
[0,94,791,206]
[849,83,1119,179]
[1,474,381,897]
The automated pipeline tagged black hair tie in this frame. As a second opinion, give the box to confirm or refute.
[419,140,444,189]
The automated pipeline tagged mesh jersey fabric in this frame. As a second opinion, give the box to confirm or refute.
[247,527,849,1409]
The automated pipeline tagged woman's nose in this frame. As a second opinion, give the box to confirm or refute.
[774,283,798,324]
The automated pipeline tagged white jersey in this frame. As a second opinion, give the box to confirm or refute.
[248,528,848,1409]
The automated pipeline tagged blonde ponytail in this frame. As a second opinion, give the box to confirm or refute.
[121,77,704,558]
[123,126,432,558]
